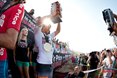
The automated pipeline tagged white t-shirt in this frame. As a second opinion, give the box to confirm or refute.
[34,27,55,64]
[102,56,115,77]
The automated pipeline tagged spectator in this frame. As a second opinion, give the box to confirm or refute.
[87,52,99,78]
[74,56,79,66]
[65,66,85,78]
[71,55,75,64]
[15,27,30,78]
[112,48,117,78]
[99,49,115,78]
[98,50,106,78]
[29,9,34,16]
[0,0,25,78]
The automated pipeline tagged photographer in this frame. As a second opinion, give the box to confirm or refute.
[108,13,117,35]
[99,49,115,78]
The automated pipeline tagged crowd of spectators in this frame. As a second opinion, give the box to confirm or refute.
[68,48,117,78]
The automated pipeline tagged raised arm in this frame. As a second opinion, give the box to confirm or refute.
[54,23,61,36]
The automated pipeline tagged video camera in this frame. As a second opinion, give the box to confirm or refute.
[102,8,115,35]
[102,9,117,46]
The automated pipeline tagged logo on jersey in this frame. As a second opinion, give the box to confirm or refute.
[12,4,23,25]
[12,9,22,25]
[19,4,24,9]
[0,14,5,27]
[0,48,4,56]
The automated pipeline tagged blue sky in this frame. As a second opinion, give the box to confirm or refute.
[25,0,117,53]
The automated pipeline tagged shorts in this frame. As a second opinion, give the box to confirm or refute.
[36,63,53,78]
[16,60,30,67]
[0,60,8,78]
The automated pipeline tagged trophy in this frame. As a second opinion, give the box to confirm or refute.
[51,1,62,23]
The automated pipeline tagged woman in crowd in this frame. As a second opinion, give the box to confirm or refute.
[15,27,30,78]
[87,51,99,78]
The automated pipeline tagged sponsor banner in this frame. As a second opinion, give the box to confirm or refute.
[21,10,37,31]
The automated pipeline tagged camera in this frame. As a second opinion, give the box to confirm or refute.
[102,8,115,35]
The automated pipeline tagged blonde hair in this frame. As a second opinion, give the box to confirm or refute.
[18,27,28,44]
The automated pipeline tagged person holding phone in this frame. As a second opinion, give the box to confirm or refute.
[99,50,115,78]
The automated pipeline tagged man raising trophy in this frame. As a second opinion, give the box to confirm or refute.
[34,1,62,78]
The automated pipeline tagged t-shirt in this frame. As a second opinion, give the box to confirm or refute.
[71,56,75,63]
[0,3,24,60]
[89,56,99,69]
[103,56,115,77]
[34,27,55,64]
[15,40,29,62]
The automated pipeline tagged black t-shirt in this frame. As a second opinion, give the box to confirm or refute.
[67,71,85,78]
[89,56,99,69]
[15,40,29,62]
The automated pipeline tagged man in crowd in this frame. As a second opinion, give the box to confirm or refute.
[111,13,117,35]
[0,0,25,77]
[65,66,85,78]
[112,48,117,78]
[99,49,115,78]
[34,16,61,78]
